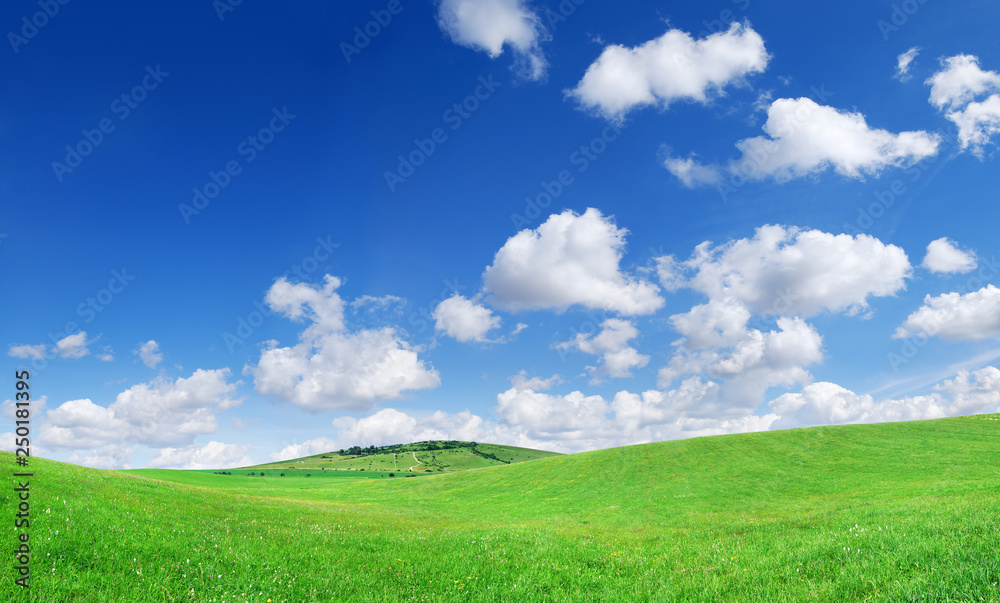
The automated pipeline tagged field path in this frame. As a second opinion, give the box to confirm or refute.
[408,452,422,472]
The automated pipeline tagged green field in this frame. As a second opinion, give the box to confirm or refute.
[4,415,1000,601]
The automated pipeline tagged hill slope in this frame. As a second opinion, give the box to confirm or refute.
[236,440,561,477]
[5,415,1000,602]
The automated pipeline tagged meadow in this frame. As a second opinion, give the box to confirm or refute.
[3,414,999,602]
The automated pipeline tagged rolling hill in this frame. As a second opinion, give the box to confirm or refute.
[231,440,562,478]
[4,415,1000,601]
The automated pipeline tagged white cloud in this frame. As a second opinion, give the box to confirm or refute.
[650,225,908,415]
[770,366,1000,430]
[894,47,920,82]
[135,340,163,369]
[269,436,339,462]
[432,294,501,342]
[926,54,1000,109]
[274,364,1000,456]
[509,371,562,391]
[659,316,824,415]
[332,408,488,448]
[319,382,776,455]
[669,297,750,349]
[568,21,769,120]
[661,225,911,318]
[922,237,977,274]
[251,275,440,412]
[558,318,649,384]
[54,332,90,359]
[725,98,940,182]
[895,285,1000,341]
[934,366,1000,415]
[2,395,47,421]
[663,155,722,187]
[483,208,664,315]
[926,55,1000,155]
[149,441,253,470]
[39,369,242,459]
[946,95,1000,154]
[68,445,134,470]
[769,382,946,430]
[8,344,46,360]
[437,0,547,80]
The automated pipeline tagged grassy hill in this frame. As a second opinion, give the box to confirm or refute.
[229,440,561,479]
[4,415,1000,601]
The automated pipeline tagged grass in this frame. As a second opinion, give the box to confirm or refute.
[3,415,1000,601]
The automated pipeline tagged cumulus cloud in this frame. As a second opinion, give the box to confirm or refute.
[935,366,1000,415]
[437,0,547,80]
[38,369,242,459]
[483,208,663,315]
[922,237,977,274]
[663,155,722,187]
[769,382,946,430]
[149,441,253,470]
[558,318,649,384]
[894,47,920,82]
[2,395,48,421]
[509,371,562,391]
[68,445,134,470]
[269,436,340,462]
[771,366,1000,430]
[730,98,939,182]
[647,225,910,415]
[251,275,440,412]
[332,408,488,448]
[668,98,940,186]
[927,54,1000,154]
[305,382,776,455]
[660,225,911,318]
[135,340,163,369]
[432,294,501,342]
[271,361,1000,456]
[927,54,1000,110]
[660,316,824,415]
[895,285,1000,341]
[568,21,769,120]
[8,344,46,360]
[54,332,90,359]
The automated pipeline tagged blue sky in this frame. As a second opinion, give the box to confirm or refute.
[3,0,1000,469]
